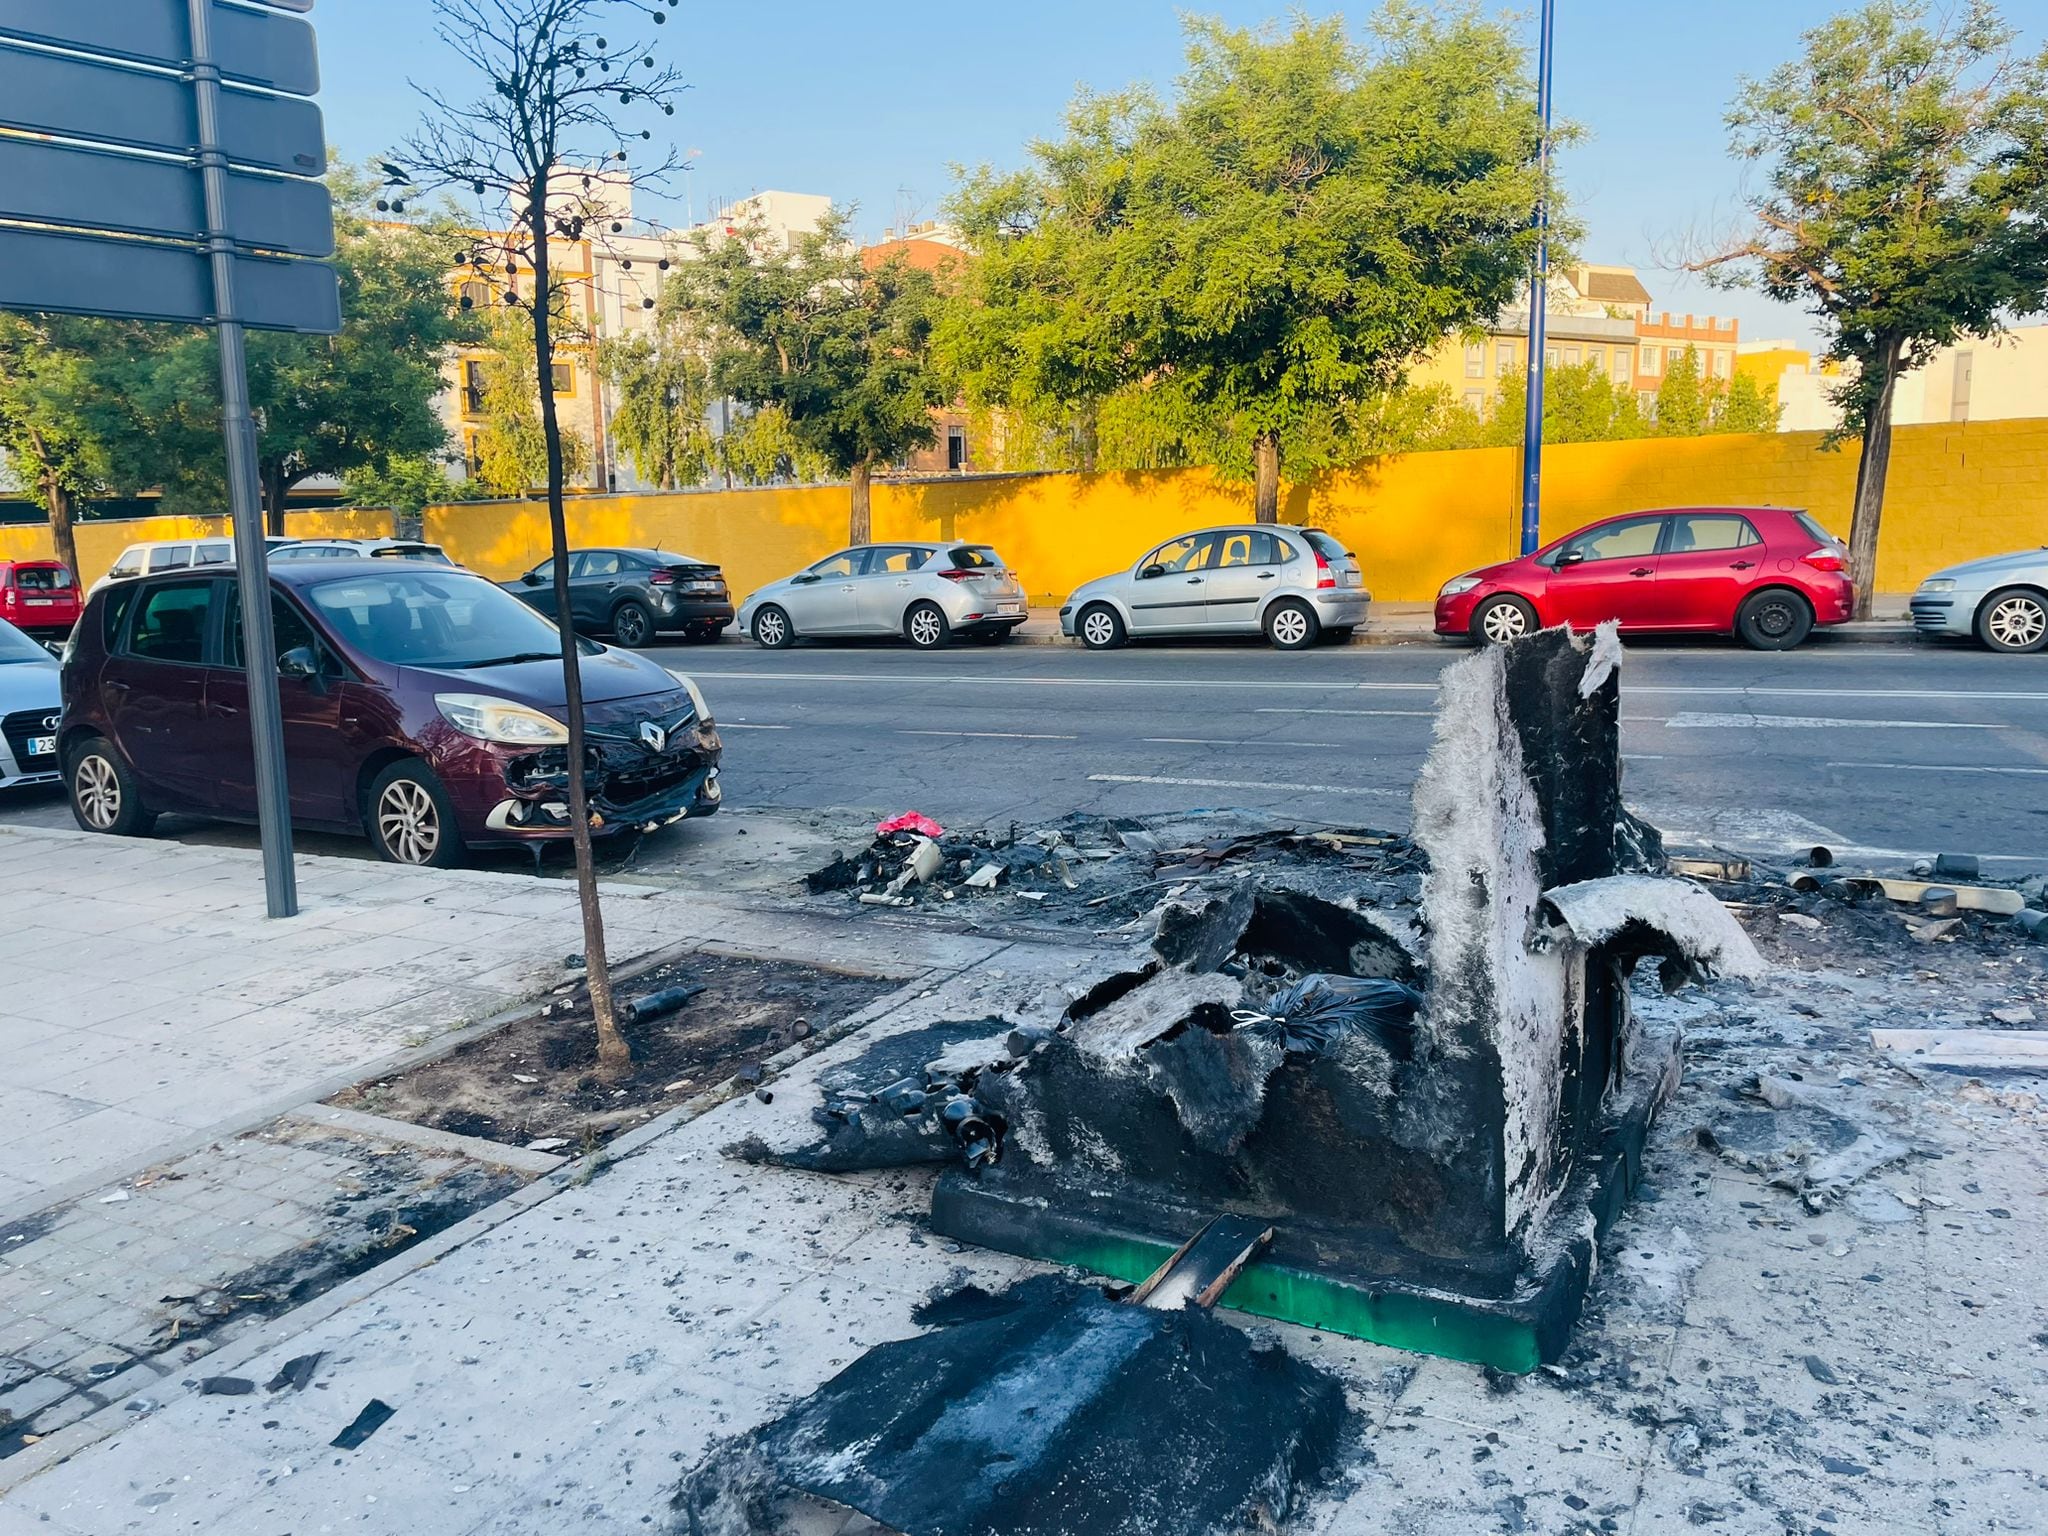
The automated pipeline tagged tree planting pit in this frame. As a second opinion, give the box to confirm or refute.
[329,953,898,1151]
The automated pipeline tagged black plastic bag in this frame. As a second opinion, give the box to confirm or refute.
[1249,974,1422,1059]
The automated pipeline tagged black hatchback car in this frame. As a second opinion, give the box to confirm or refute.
[503,547,733,647]
[59,561,721,866]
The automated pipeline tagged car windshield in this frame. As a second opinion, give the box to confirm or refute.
[305,572,592,667]
[0,618,52,664]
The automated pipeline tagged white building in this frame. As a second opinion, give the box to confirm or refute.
[1740,324,2048,433]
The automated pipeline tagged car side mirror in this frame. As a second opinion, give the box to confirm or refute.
[1138,564,1166,580]
[278,646,320,681]
[791,571,821,585]
[43,640,63,658]
[521,570,542,585]
[1556,550,1586,567]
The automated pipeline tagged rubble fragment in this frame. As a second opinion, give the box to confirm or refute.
[672,1275,1349,1536]
[330,1399,396,1450]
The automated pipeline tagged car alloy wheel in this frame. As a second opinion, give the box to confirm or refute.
[613,601,652,647]
[1481,601,1529,643]
[906,602,948,649]
[377,778,441,865]
[753,607,791,648]
[1984,592,2048,652]
[1269,606,1312,647]
[74,752,120,830]
[1081,609,1119,648]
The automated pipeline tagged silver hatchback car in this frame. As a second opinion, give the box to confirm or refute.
[1910,547,2048,652]
[738,542,1028,649]
[1059,525,1371,649]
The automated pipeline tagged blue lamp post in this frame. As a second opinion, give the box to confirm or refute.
[1519,0,1556,556]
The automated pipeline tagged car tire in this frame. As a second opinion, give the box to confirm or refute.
[1471,595,1537,645]
[751,605,795,649]
[611,599,655,648]
[1735,588,1814,651]
[905,601,951,650]
[1976,587,2048,653]
[1265,599,1320,651]
[366,760,465,868]
[66,736,157,839]
[1076,604,1125,650]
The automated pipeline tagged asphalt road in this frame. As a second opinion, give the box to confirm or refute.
[6,631,2047,875]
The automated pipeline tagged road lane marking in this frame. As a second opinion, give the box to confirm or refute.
[1088,773,1400,798]
[1665,712,2008,730]
[1142,737,1343,749]
[1826,760,2048,776]
[717,723,790,730]
[686,670,2048,703]
[1253,708,1436,718]
[898,729,1079,741]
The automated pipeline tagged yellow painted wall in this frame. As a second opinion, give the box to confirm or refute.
[426,418,2047,603]
[10,418,2041,603]
[0,509,396,588]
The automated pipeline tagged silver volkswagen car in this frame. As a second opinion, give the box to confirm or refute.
[1059,525,1370,650]
[1910,548,2048,652]
[738,542,1028,649]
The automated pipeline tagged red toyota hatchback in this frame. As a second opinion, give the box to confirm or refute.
[0,559,82,640]
[1435,506,1853,650]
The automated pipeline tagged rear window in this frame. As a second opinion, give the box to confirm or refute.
[1300,530,1348,561]
[15,565,73,591]
[1794,512,1841,546]
[947,546,1002,570]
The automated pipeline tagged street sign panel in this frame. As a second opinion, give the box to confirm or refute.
[0,0,318,96]
[0,227,341,334]
[0,138,335,257]
[0,43,325,175]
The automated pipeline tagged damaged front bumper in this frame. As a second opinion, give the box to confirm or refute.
[475,714,723,842]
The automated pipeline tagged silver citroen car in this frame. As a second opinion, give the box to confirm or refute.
[1059,525,1371,650]
[737,542,1028,649]
[1910,548,2048,652]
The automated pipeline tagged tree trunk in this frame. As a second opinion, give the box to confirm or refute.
[1077,399,1100,474]
[1846,337,1904,621]
[530,198,630,1082]
[849,457,873,544]
[44,477,80,588]
[1252,430,1281,524]
[261,461,289,538]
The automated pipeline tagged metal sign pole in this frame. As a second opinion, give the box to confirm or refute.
[1518,0,1556,557]
[188,0,297,918]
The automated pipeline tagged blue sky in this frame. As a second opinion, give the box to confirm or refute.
[313,1,2042,350]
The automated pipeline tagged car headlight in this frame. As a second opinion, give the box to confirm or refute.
[665,672,713,724]
[1918,578,1956,593]
[435,693,570,745]
[1440,575,1482,598]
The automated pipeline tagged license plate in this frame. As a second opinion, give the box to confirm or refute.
[25,597,53,606]
[997,602,1023,615]
[1340,571,1363,588]
[29,735,56,756]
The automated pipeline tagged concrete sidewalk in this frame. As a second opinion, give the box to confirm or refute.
[0,825,994,1226]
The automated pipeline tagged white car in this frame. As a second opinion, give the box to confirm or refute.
[0,616,62,789]
[271,538,456,566]
[91,535,297,594]
[738,542,1028,649]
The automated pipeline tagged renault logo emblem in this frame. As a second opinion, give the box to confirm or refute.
[639,721,667,753]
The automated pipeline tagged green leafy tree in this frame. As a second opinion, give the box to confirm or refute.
[1714,371,1781,435]
[342,453,484,530]
[466,312,591,497]
[1693,0,2048,613]
[716,404,833,487]
[670,212,947,542]
[601,331,714,491]
[1653,346,1713,436]
[0,316,123,581]
[960,11,1552,520]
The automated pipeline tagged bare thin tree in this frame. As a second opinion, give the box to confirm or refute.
[394,0,686,1077]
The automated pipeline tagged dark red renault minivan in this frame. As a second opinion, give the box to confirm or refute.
[60,561,721,865]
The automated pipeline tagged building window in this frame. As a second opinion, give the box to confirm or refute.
[464,434,484,476]
[1714,351,1731,378]
[1544,347,1558,368]
[1639,348,1657,377]
[458,279,490,312]
[1613,348,1631,377]
[1666,347,1685,370]
[1464,343,1484,379]
[1497,342,1516,373]
[947,425,968,472]
[462,360,486,415]
[1588,349,1605,374]
[1463,390,1485,412]
[550,362,574,395]
[1562,346,1580,366]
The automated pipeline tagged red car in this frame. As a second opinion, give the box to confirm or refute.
[1435,506,1853,651]
[0,559,82,640]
